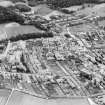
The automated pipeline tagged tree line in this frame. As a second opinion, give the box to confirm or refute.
[47,0,101,8]
[0,6,25,24]
[9,31,53,42]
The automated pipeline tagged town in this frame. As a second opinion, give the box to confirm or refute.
[1,0,105,105]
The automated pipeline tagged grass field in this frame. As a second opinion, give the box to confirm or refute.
[69,23,97,34]
[0,24,43,40]
[76,3,105,17]
[0,89,11,105]
[7,90,90,105]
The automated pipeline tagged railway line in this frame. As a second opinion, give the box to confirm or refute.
[56,61,89,96]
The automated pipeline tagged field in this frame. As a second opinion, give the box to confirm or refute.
[76,3,105,17]
[69,23,98,34]
[0,89,11,105]
[32,4,53,16]
[0,24,43,40]
[6,90,90,105]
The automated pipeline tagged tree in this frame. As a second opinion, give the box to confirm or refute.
[47,0,99,8]
[61,9,74,14]
[7,0,26,3]
[0,6,25,24]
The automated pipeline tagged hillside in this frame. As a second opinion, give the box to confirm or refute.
[0,6,25,24]
[76,3,105,17]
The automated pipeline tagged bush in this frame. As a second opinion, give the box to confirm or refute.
[28,0,45,6]
[47,0,99,8]
[27,21,48,31]
[15,4,31,12]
